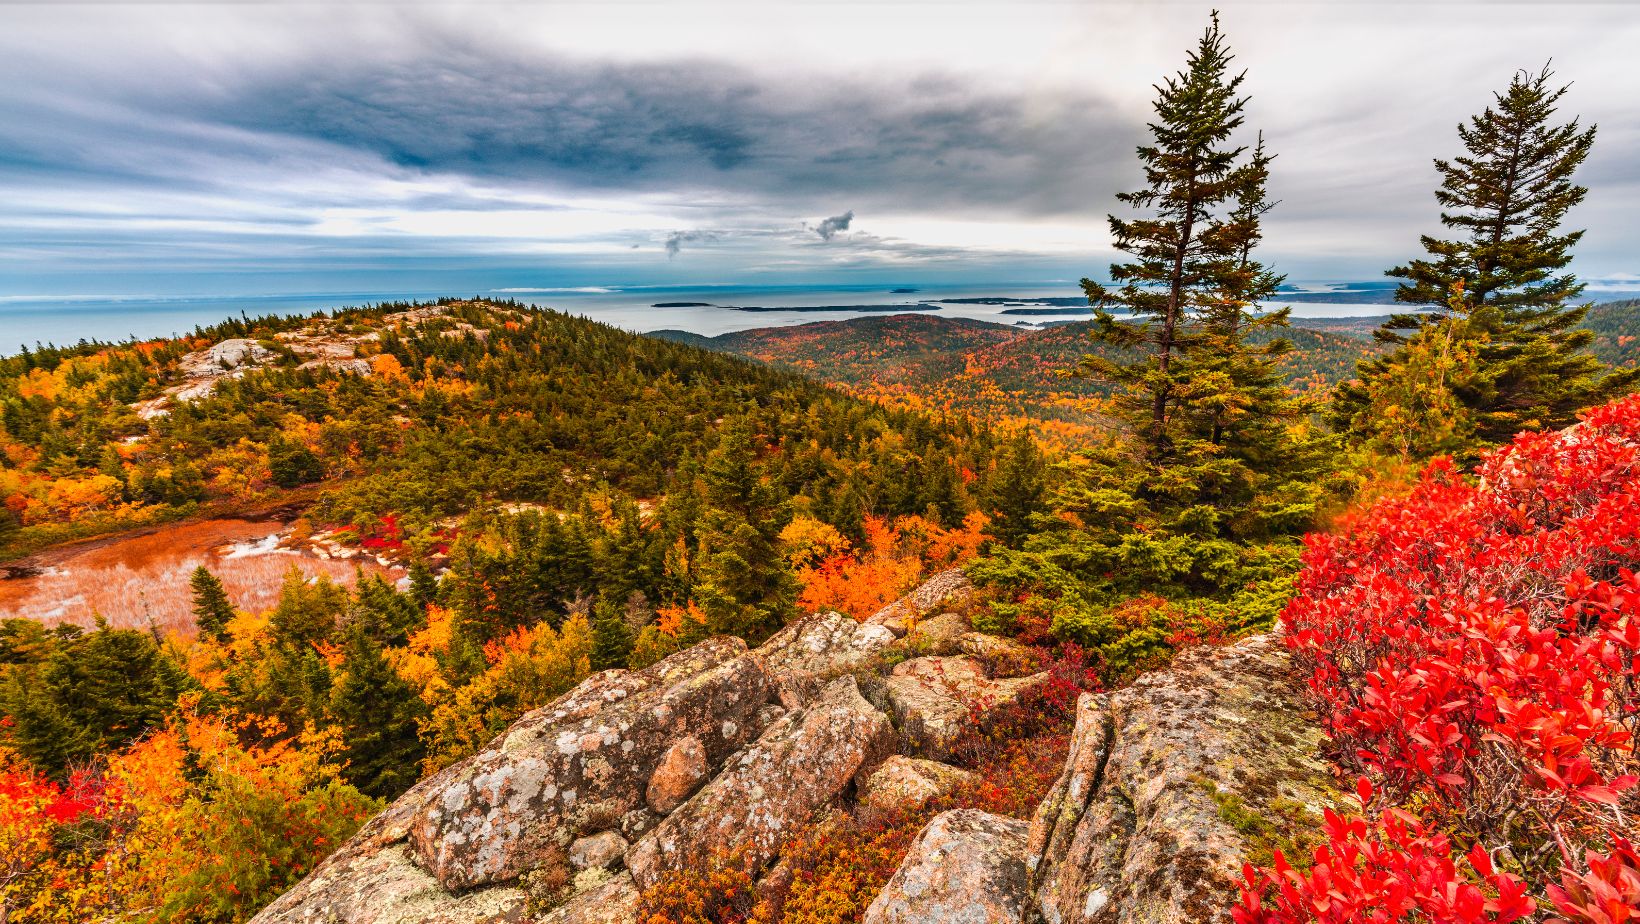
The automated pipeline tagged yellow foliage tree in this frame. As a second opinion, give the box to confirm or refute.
[419,614,593,771]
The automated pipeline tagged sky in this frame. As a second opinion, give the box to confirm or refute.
[3,0,1639,302]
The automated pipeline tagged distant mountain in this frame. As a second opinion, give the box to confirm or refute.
[651,313,1379,443]
[1583,298,1640,368]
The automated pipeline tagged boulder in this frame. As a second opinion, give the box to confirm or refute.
[569,831,628,871]
[245,844,528,924]
[536,871,641,924]
[646,735,708,814]
[627,676,895,887]
[1026,631,1337,924]
[867,569,973,637]
[862,809,1031,924]
[756,610,896,679]
[885,656,1048,760]
[407,636,772,891]
[957,632,1040,677]
[855,755,975,826]
[903,611,970,652]
[250,637,775,924]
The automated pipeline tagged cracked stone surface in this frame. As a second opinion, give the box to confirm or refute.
[626,676,895,887]
[884,655,1048,760]
[866,569,974,637]
[756,610,896,680]
[863,809,1031,924]
[1025,631,1337,924]
[855,755,976,826]
[248,637,772,922]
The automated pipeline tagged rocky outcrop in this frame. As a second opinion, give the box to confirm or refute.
[862,809,1032,924]
[535,872,641,924]
[249,638,774,923]
[407,637,771,891]
[866,568,973,637]
[904,611,971,652]
[645,735,708,814]
[885,655,1048,760]
[855,755,975,826]
[1024,631,1335,924]
[757,610,896,678]
[627,676,895,886]
[244,842,530,924]
[250,567,1332,924]
[958,631,1040,676]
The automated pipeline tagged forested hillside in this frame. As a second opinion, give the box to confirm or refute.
[0,299,1049,920]
[1583,298,1640,368]
[1,301,1004,560]
[652,314,1376,445]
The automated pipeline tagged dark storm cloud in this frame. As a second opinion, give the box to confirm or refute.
[75,49,1134,221]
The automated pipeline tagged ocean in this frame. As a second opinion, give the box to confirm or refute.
[0,283,1411,355]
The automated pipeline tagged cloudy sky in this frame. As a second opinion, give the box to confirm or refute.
[3,0,1638,300]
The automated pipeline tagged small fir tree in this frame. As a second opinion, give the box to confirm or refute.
[189,566,235,643]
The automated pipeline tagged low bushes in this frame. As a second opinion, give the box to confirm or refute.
[1239,395,1640,920]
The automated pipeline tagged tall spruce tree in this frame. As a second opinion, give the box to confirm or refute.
[189,566,235,643]
[1080,13,1296,465]
[1336,64,1633,448]
[989,430,1047,549]
[590,593,635,671]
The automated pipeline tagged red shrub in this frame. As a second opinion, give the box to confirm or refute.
[1245,395,1640,918]
[1235,779,1535,924]
[1548,839,1640,924]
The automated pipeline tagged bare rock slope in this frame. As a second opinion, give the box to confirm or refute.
[250,575,1332,924]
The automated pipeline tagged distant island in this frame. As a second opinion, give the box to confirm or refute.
[734,303,942,313]
[1000,307,1093,316]
[651,301,715,307]
[938,296,1090,307]
[890,287,919,294]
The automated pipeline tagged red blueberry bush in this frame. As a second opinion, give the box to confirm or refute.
[1240,395,1640,921]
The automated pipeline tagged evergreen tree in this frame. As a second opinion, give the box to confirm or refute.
[268,438,324,488]
[693,417,797,640]
[408,560,439,612]
[1076,12,1316,521]
[329,624,426,799]
[0,620,193,778]
[591,593,634,671]
[1337,64,1633,448]
[1079,12,1294,463]
[349,573,421,646]
[989,430,1047,548]
[189,565,235,643]
[1343,285,1486,459]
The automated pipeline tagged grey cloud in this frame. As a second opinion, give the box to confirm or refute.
[664,230,717,258]
[812,210,854,240]
[30,49,1134,222]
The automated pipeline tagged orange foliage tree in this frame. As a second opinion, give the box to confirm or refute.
[790,513,989,619]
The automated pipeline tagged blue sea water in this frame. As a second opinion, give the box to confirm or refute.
[0,283,1410,356]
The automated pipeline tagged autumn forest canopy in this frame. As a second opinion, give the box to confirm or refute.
[5,11,1640,924]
